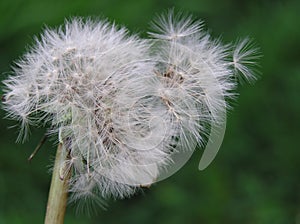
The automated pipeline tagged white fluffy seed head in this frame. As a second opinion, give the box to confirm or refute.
[3,18,154,201]
[2,13,259,206]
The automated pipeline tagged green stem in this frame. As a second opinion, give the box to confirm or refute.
[44,143,70,224]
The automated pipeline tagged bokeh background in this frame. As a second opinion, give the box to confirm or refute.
[0,0,299,223]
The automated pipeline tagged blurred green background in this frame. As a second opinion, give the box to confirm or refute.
[0,0,299,223]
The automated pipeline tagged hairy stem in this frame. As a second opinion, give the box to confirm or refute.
[44,143,71,224]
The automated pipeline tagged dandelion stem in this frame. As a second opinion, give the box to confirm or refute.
[44,143,71,224]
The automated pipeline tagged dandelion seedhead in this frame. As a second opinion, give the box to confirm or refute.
[2,11,260,204]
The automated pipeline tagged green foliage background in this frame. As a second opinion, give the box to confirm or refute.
[0,0,299,223]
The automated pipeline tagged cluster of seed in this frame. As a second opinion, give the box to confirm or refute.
[2,12,259,203]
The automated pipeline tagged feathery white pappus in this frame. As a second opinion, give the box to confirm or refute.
[2,11,260,205]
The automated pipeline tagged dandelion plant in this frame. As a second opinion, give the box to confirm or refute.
[2,10,259,224]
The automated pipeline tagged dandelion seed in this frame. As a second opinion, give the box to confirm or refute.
[232,38,261,83]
